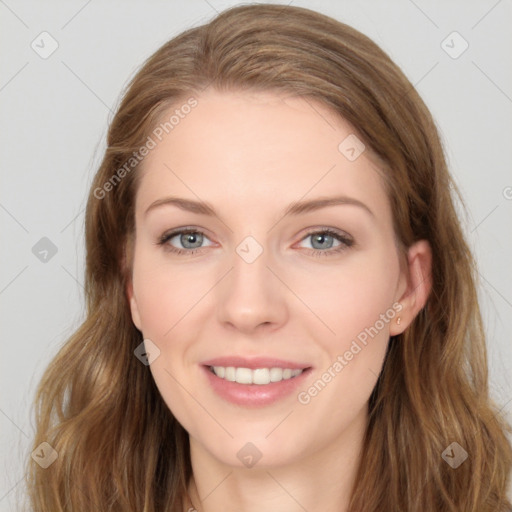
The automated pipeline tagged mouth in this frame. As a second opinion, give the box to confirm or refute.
[207,365,306,385]
[200,358,313,407]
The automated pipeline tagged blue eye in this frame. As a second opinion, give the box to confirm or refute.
[157,228,353,257]
[298,229,353,256]
[157,228,214,255]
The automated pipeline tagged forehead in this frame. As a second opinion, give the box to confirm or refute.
[135,89,390,223]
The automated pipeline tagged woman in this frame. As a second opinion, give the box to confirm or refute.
[25,4,512,511]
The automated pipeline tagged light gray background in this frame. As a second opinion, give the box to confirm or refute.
[1,0,511,509]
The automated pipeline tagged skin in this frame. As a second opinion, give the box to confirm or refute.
[127,89,432,512]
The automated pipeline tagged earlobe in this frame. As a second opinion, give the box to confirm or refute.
[390,239,432,336]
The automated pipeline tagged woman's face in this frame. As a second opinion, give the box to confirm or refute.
[127,89,421,469]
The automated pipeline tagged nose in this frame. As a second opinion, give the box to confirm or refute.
[216,243,288,334]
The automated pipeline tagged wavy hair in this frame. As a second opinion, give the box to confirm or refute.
[25,4,512,511]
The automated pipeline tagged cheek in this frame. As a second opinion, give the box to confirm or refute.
[329,251,399,387]
[299,249,400,345]
[295,255,398,428]
[132,278,173,338]
[131,249,216,340]
[131,250,182,337]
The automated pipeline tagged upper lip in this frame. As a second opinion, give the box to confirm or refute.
[202,356,312,370]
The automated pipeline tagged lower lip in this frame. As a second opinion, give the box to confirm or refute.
[202,365,312,407]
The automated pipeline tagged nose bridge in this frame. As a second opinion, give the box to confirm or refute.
[233,237,269,290]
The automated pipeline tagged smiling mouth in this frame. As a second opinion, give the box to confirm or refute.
[207,365,309,385]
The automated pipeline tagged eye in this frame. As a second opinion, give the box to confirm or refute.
[157,228,214,255]
[296,228,354,257]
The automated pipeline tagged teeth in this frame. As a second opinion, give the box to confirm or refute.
[211,366,304,385]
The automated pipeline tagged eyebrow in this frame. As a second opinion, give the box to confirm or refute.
[144,195,374,219]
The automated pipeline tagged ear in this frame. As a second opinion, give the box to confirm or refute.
[126,277,143,332]
[389,239,432,336]
[123,232,142,331]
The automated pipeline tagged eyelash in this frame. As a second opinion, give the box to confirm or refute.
[156,227,354,258]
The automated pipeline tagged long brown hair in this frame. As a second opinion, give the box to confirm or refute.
[24,4,512,511]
